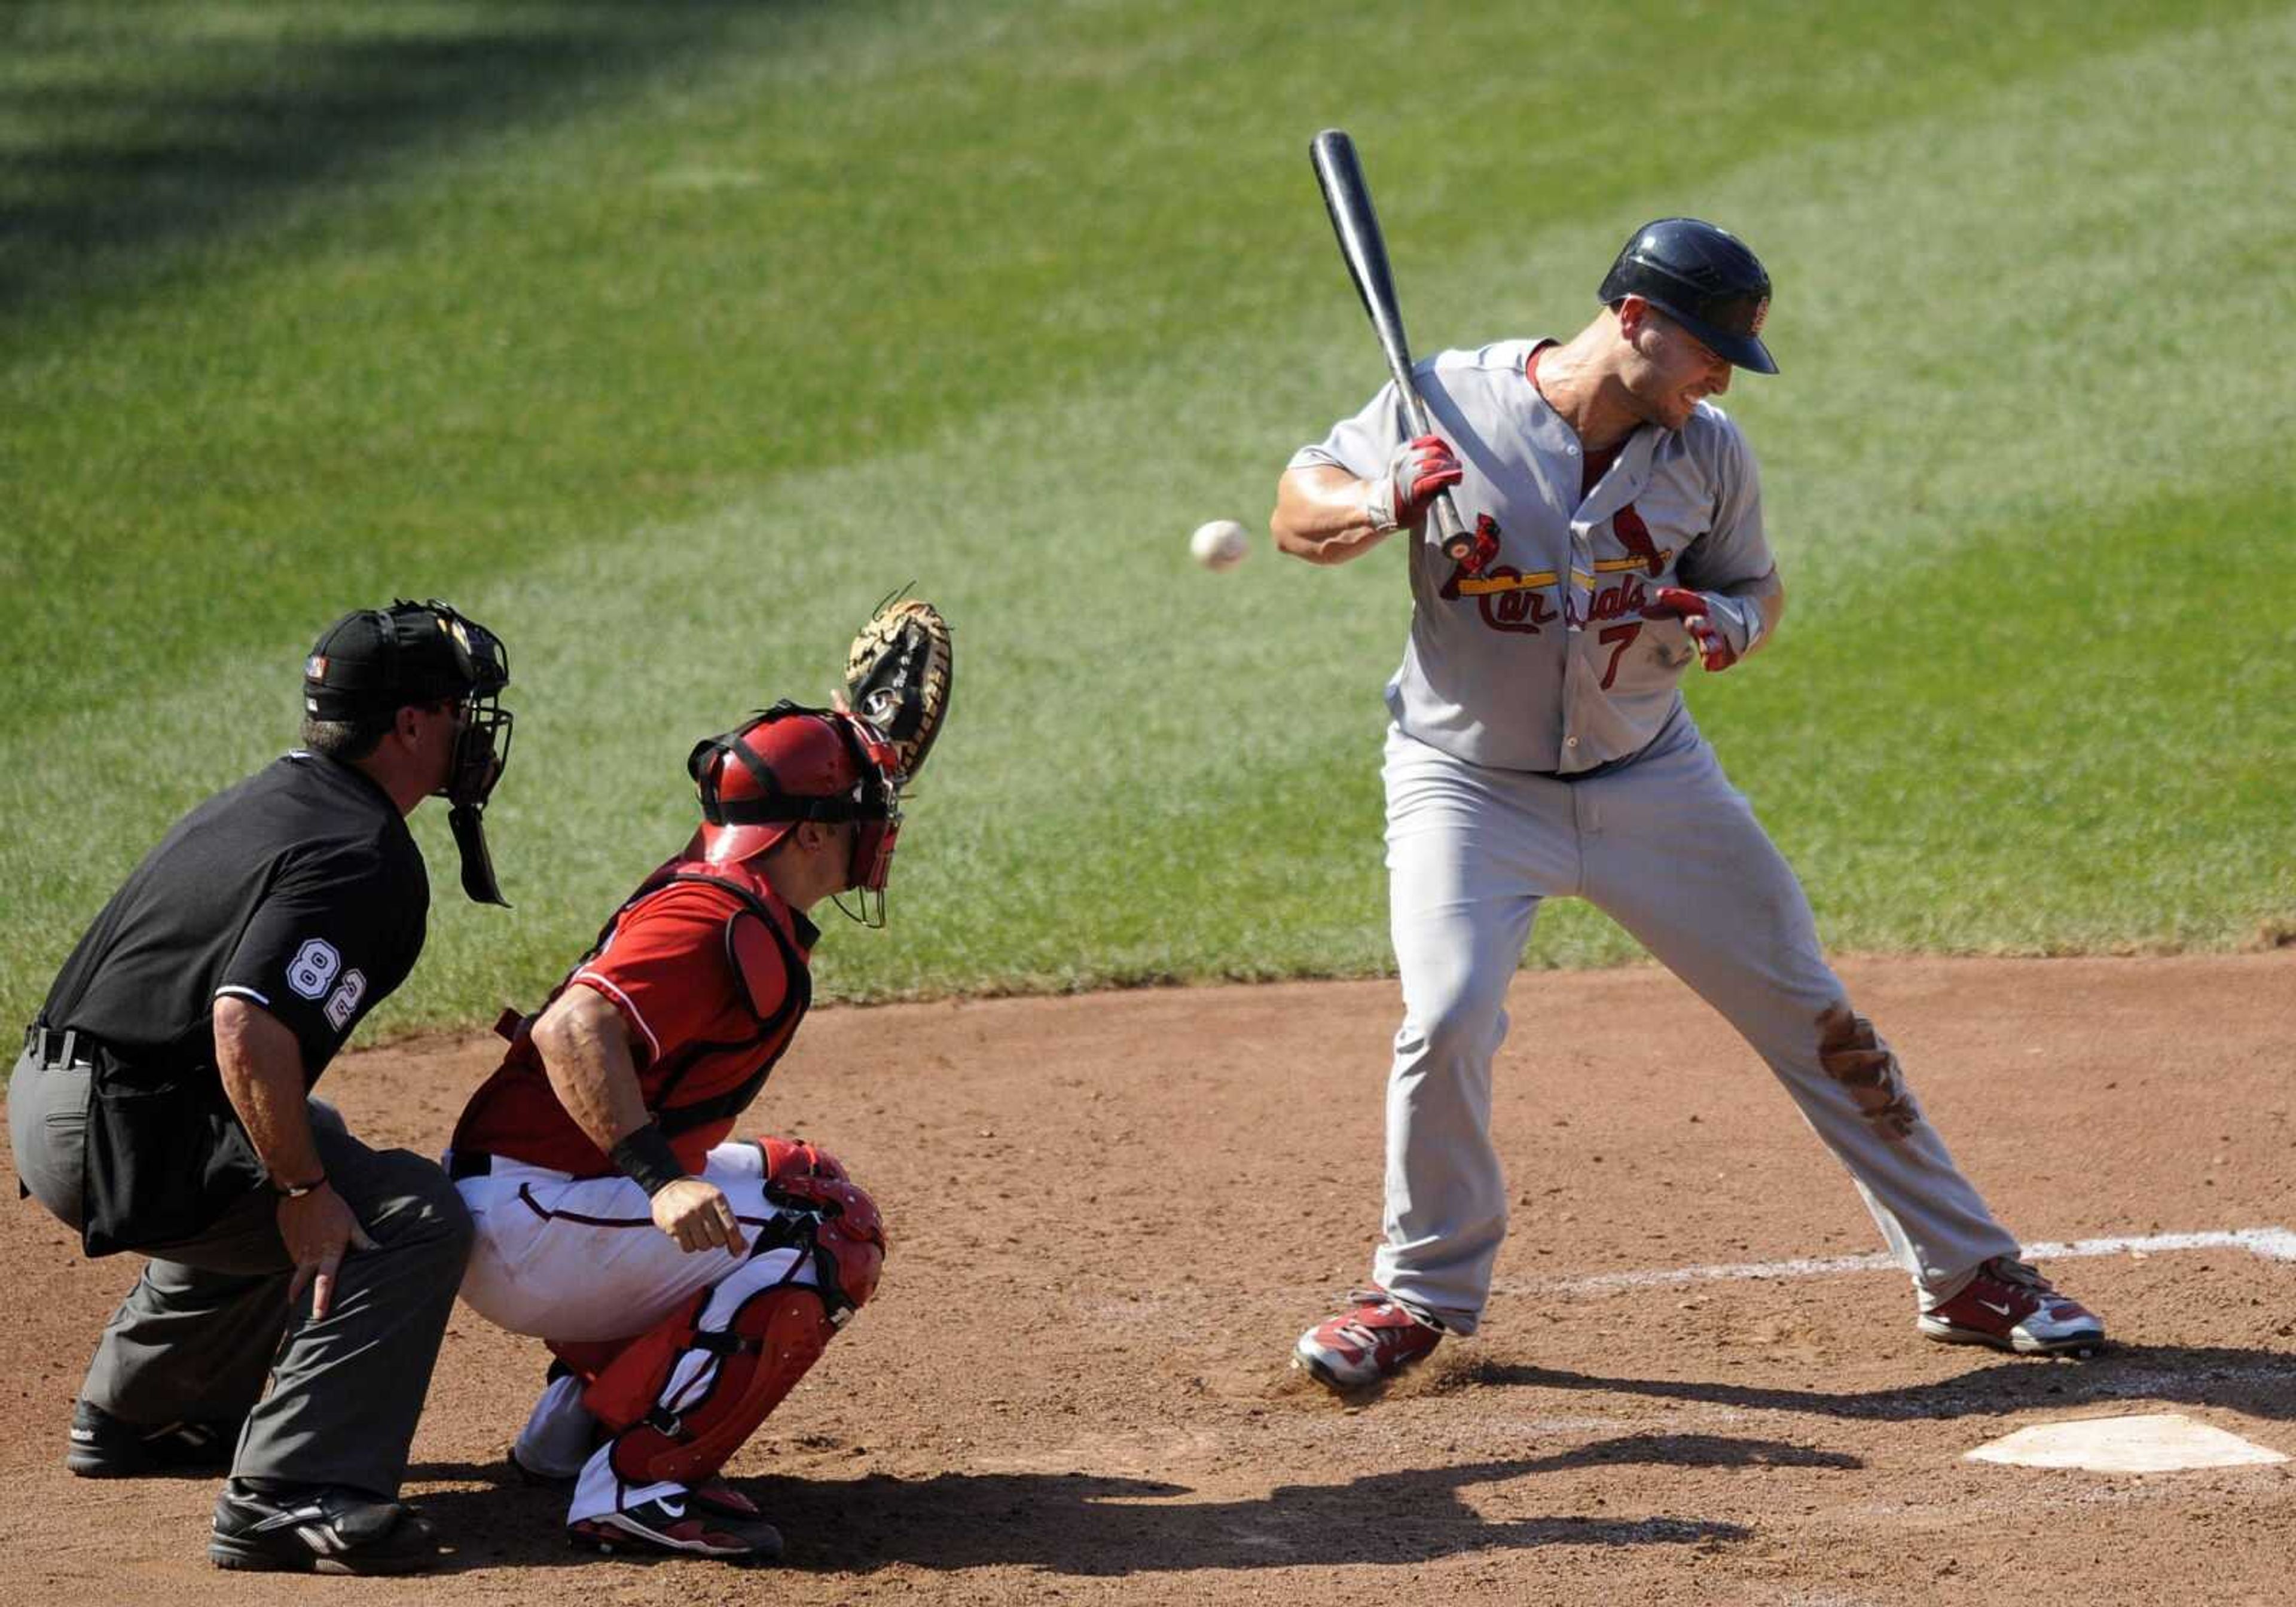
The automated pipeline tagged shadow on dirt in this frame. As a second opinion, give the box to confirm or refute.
[1461,1342,2296,1422]
[407,1432,1846,1575]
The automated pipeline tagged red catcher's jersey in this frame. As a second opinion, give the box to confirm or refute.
[450,853,818,1177]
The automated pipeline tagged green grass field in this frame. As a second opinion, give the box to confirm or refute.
[4,1,2291,1038]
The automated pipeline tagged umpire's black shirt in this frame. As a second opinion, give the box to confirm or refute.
[42,751,429,1086]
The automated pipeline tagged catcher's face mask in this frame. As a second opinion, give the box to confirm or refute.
[688,702,903,924]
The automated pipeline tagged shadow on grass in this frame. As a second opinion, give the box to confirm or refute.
[0,1,802,318]
[1458,1342,2296,1422]
[408,1432,1833,1575]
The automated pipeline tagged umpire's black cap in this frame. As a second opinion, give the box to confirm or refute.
[1598,218,1777,374]
[303,600,505,720]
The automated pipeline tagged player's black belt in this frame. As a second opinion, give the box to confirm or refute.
[447,1149,493,1180]
[20,1023,96,1071]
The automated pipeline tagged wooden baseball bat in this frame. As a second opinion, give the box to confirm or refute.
[1308,129,1472,562]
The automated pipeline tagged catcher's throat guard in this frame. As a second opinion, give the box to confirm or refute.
[688,702,902,923]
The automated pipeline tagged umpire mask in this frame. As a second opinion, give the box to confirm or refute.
[435,606,514,907]
[304,598,515,906]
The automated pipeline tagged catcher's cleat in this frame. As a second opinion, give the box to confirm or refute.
[1293,1289,1445,1390]
[1918,1257,2105,1357]
[511,1446,761,1522]
[208,1481,441,1574]
[66,1398,240,1479]
[569,1495,784,1563]
[687,1477,768,1521]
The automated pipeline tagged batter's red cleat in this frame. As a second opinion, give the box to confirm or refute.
[569,1495,784,1563]
[1293,1289,1445,1389]
[1917,1257,2105,1357]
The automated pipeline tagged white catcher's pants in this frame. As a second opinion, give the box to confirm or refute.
[1374,716,2018,1333]
[451,1142,823,1525]
[453,1140,814,1342]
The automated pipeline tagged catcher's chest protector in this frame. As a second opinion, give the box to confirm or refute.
[447,855,817,1177]
[596,860,817,1141]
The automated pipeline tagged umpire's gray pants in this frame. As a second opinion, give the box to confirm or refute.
[8,1050,472,1498]
[1373,721,2019,1333]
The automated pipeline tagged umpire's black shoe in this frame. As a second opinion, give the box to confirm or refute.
[209,1481,441,1575]
[65,1398,240,1478]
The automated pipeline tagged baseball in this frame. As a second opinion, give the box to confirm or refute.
[1189,518,1250,571]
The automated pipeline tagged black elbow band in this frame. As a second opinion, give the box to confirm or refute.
[609,1125,688,1196]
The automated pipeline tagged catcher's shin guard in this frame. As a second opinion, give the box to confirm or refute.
[582,1182,886,1489]
[596,1279,835,1488]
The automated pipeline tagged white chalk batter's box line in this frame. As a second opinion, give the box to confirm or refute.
[1497,1227,2296,1297]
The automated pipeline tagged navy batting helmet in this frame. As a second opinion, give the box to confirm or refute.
[1598,218,1776,375]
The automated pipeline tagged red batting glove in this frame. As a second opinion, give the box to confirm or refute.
[1365,433,1463,533]
[1638,586,1741,671]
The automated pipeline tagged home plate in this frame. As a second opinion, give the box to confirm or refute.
[1967,1414,2288,1472]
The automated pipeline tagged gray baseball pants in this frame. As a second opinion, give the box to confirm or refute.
[8,1051,472,1498]
[1372,719,2019,1334]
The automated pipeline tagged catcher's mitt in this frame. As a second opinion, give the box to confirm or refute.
[844,594,952,782]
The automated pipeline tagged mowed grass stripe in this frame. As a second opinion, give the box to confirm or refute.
[5,4,2289,1032]
[2,0,2267,716]
[1702,476,2296,957]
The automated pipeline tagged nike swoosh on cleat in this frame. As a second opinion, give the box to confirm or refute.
[1976,1298,2014,1316]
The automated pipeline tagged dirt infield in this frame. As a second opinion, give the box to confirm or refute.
[3,953,2290,1605]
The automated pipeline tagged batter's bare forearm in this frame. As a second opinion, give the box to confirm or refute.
[532,985,651,1156]
[214,995,324,1188]
[1271,466,1393,566]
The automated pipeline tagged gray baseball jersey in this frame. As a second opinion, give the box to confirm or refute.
[1289,339,2026,1339]
[1289,338,1772,773]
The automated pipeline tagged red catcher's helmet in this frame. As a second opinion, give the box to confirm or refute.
[686,702,903,900]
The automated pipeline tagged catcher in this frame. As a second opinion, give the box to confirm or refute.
[444,601,949,1563]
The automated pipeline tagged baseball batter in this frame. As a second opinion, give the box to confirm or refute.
[1273,219,2105,1389]
[445,702,905,1563]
